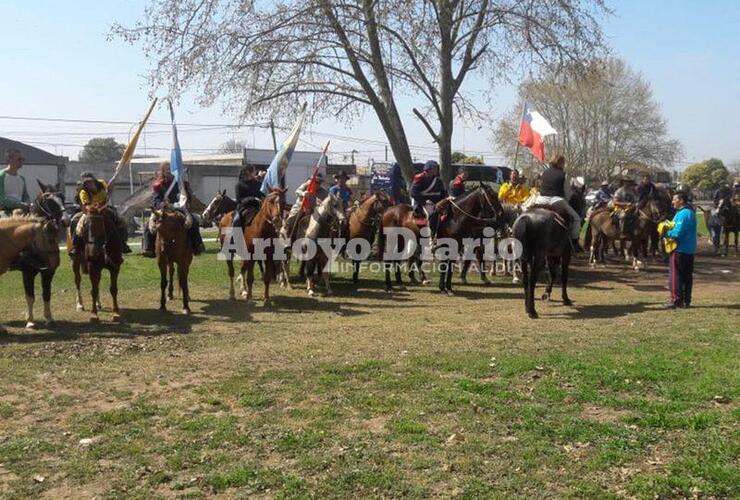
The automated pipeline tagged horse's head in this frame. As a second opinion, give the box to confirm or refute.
[151,207,187,251]
[202,189,228,223]
[320,193,346,224]
[369,191,391,216]
[263,189,286,227]
[28,219,61,270]
[33,187,69,227]
[477,183,504,224]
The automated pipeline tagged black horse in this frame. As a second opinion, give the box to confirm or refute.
[512,205,573,319]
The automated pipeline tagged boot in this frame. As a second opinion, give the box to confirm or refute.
[17,250,49,271]
[190,226,205,256]
[119,227,132,254]
[572,238,584,253]
[142,227,156,258]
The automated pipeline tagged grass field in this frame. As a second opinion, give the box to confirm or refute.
[0,236,738,499]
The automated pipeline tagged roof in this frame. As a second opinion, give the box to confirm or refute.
[0,137,68,166]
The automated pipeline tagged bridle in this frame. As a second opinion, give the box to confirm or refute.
[447,186,500,225]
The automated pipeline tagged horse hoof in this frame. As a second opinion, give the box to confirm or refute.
[307,290,316,297]
[563,299,574,306]
[396,285,406,291]
[112,314,121,322]
[228,295,236,302]
[421,280,431,286]
[182,309,191,316]
[241,291,248,298]
[263,299,272,308]
[446,290,455,297]
[159,306,166,312]
[385,287,393,293]
[541,293,550,301]
[76,304,85,312]
[528,312,539,319]
[512,277,520,284]
[25,321,36,330]
[89,316,100,323]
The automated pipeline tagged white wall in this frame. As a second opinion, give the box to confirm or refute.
[19,165,59,198]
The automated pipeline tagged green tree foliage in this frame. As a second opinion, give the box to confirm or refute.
[681,159,730,192]
[79,137,126,163]
[451,151,483,165]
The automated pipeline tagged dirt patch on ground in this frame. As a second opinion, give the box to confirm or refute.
[580,405,633,423]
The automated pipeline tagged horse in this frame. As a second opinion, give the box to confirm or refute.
[202,190,237,226]
[716,198,739,256]
[347,192,390,283]
[586,205,639,268]
[512,205,574,319]
[225,190,285,305]
[150,206,194,314]
[435,184,503,295]
[67,204,125,322]
[0,216,61,328]
[379,204,430,292]
[284,193,346,296]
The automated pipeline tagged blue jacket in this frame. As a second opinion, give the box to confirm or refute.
[665,206,697,254]
[410,173,446,204]
[329,185,352,204]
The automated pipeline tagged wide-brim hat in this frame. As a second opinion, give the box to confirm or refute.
[600,180,609,187]
[423,160,439,172]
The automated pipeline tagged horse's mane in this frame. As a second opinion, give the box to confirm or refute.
[0,215,44,229]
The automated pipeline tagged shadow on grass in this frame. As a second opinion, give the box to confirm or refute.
[0,307,208,343]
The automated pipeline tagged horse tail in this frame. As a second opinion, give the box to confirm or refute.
[512,216,528,259]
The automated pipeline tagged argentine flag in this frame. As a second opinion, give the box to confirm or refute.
[261,103,307,195]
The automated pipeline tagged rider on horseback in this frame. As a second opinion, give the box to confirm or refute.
[69,172,131,257]
[636,174,656,202]
[533,154,583,251]
[232,164,264,228]
[498,169,530,205]
[410,160,447,234]
[329,170,353,205]
[448,167,469,199]
[280,171,328,240]
[0,149,30,215]
[142,161,205,257]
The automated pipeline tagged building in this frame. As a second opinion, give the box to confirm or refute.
[0,137,67,197]
[613,163,672,184]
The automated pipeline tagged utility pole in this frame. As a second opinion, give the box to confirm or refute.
[270,119,278,152]
[351,149,358,165]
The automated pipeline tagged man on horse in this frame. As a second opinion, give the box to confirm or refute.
[636,174,656,202]
[532,154,583,251]
[713,182,732,208]
[69,172,131,258]
[329,170,353,206]
[280,171,328,240]
[410,160,447,234]
[142,161,205,257]
[448,167,469,199]
[612,177,638,205]
[594,181,612,208]
[232,164,264,228]
[0,148,30,215]
[498,169,530,205]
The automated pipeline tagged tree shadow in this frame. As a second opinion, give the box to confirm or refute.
[269,295,369,316]
[553,301,657,320]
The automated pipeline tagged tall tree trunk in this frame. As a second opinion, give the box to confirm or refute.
[437,0,454,183]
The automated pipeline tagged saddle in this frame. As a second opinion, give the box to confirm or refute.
[527,204,572,227]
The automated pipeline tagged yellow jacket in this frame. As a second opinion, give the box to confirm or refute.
[79,180,109,206]
[498,182,531,204]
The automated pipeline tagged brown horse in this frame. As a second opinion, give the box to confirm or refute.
[380,204,430,292]
[68,204,124,321]
[347,192,390,283]
[150,206,194,314]
[435,184,504,295]
[586,206,638,267]
[221,190,285,305]
[0,216,61,328]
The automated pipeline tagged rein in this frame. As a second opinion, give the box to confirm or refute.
[448,189,498,223]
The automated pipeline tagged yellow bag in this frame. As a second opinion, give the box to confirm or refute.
[657,220,677,254]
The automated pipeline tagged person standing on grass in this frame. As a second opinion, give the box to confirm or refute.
[0,148,30,214]
[661,191,697,309]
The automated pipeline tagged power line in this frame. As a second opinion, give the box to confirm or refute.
[0,114,271,129]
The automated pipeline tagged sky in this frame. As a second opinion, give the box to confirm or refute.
[1,0,738,169]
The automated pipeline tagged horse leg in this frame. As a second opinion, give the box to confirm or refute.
[438,260,447,294]
[159,260,168,311]
[178,263,191,315]
[110,266,121,321]
[89,266,102,322]
[41,269,55,325]
[245,261,254,304]
[384,260,393,292]
[460,259,470,285]
[542,257,557,301]
[263,257,272,306]
[520,259,534,318]
[561,252,573,306]
[321,257,333,296]
[445,260,454,295]
[226,258,236,300]
[73,260,85,311]
[168,262,175,300]
[22,269,36,329]
[280,258,292,290]
[352,259,360,284]
[395,261,405,290]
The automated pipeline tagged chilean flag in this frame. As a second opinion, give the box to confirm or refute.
[518,102,557,162]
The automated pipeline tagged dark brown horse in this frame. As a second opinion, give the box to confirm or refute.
[67,204,123,322]
[435,184,503,295]
[347,192,390,283]
[221,190,285,305]
[512,206,574,318]
[150,206,194,314]
[716,198,739,256]
[201,190,237,226]
[380,204,430,292]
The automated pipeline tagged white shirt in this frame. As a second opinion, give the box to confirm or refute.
[3,170,25,202]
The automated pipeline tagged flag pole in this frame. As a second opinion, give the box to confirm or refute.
[109,98,158,187]
[511,99,527,175]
